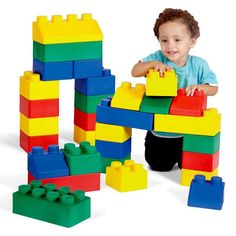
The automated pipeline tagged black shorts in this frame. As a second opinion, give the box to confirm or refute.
[145,131,183,171]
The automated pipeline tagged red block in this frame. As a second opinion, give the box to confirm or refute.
[170,89,207,117]
[74,108,96,130]
[20,95,59,118]
[20,130,58,152]
[182,150,219,172]
[28,172,100,192]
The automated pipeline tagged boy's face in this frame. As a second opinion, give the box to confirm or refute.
[158,21,196,67]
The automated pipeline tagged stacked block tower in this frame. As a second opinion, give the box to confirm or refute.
[96,69,221,186]
[20,14,115,152]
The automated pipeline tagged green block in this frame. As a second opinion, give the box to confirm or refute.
[33,41,102,62]
[140,95,173,114]
[101,155,131,173]
[183,132,220,154]
[74,90,113,113]
[63,142,101,175]
[13,180,91,227]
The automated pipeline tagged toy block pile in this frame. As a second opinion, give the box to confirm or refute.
[20,14,115,152]
[96,69,221,186]
[28,142,101,192]
[13,180,91,227]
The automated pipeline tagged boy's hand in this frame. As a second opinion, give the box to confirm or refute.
[185,84,201,96]
[152,61,172,77]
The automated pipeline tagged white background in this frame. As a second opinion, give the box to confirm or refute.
[0,0,235,235]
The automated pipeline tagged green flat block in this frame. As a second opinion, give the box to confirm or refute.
[33,41,102,62]
[183,132,220,154]
[74,90,113,113]
[101,155,131,173]
[140,95,173,114]
[13,180,91,227]
[63,142,101,175]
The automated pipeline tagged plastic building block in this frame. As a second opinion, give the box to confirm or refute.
[33,59,73,80]
[111,82,145,111]
[188,175,224,210]
[74,69,115,95]
[73,59,103,79]
[140,95,173,114]
[62,142,101,175]
[13,180,91,227]
[183,132,220,154]
[95,122,132,143]
[96,138,131,159]
[101,155,131,173]
[74,108,96,131]
[33,41,102,62]
[20,71,59,100]
[146,69,177,96]
[74,125,95,145]
[170,89,207,117]
[33,14,103,44]
[181,167,218,186]
[74,90,113,113]
[20,130,58,152]
[20,95,59,118]
[182,150,219,172]
[20,113,58,136]
[106,160,148,192]
[154,108,221,136]
[28,145,69,179]
[28,172,100,192]
[96,98,154,130]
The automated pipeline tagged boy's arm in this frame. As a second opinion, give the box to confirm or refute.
[186,84,218,96]
[131,61,172,77]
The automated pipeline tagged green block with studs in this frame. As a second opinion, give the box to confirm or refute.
[63,142,101,175]
[13,180,91,227]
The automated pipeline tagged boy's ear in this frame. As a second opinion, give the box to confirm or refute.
[190,38,197,48]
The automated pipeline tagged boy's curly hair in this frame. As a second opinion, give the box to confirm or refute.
[154,8,200,39]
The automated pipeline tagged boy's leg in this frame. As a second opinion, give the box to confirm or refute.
[144,131,183,171]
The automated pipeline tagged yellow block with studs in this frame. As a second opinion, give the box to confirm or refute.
[146,69,177,96]
[181,167,218,186]
[111,82,145,111]
[33,14,103,44]
[20,113,58,136]
[20,71,59,100]
[95,122,131,143]
[74,125,95,145]
[154,108,221,136]
[106,160,148,192]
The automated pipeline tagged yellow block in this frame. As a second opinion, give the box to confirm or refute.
[111,82,145,111]
[181,167,218,186]
[95,123,131,143]
[74,125,95,145]
[20,71,59,100]
[154,108,221,136]
[146,69,177,96]
[33,14,103,44]
[106,160,148,192]
[20,113,58,136]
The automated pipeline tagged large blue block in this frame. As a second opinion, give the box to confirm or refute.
[75,69,115,96]
[96,97,154,130]
[74,59,103,79]
[187,175,225,210]
[96,138,131,159]
[33,59,73,81]
[28,145,70,179]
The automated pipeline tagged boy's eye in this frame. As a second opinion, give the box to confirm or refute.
[161,39,167,43]
[175,39,181,42]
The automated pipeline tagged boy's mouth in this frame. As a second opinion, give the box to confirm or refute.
[167,50,178,54]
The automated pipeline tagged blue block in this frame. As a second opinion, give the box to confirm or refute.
[96,138,131,159]
[96,97,154,130]
[33,59,73,81]
[75,69,115,95]
[74,59,103,79]
[188,175,225,210]
[28,145,70,179]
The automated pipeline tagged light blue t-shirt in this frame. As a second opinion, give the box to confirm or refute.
[142,50,218,88]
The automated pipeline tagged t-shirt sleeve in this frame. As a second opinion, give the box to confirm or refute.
[141,50,164,62]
